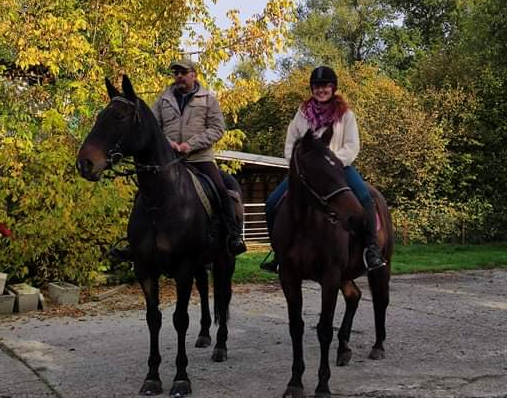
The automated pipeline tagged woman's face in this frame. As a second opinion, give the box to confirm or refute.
[311,83,334,103]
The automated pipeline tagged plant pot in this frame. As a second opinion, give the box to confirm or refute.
[0,272,6,295]
[0,290,15,314]
[8,283,40,313]
[48,282,80,306]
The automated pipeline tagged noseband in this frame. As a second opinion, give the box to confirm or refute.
[104,96,183,179]
[293,141,351,223]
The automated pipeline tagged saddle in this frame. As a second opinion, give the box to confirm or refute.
[186,166,240,218]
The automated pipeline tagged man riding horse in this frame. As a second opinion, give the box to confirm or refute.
[110,59,246,261]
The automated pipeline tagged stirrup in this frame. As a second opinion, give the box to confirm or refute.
[228,235,246,256]
[363,247,386,272]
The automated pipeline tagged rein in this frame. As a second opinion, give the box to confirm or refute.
[104,96,183,180]
[293,141,351,224]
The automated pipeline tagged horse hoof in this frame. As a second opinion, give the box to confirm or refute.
[195,335,212,348]
[369,347,385,360]
[139,379,163,396]
[336,349,352,366]
[282,386,306,398]
[211,348,227,362]
[315,392,331,398]
[169,380,191,397]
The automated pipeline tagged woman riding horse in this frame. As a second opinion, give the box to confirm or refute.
[264,66,386,272]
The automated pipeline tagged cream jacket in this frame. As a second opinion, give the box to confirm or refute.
[284,107,360,167]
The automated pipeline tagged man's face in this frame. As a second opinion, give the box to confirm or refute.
[172,67,196,92]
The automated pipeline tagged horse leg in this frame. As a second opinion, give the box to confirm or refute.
[367,269,390,360]
[211,252,234,362]
[314,276,340,398]
[170,271,193,397]
[280,272,306,398]
[194,265,212,348]
[336,280,362,366]
[137,273,163,396]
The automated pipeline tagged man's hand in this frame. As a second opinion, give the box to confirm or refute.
[179,142,191,154]
[170,141,181,152]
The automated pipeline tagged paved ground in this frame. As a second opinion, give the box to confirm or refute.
[1,269,506,398]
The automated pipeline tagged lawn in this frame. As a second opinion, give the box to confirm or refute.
[234,243,507,283]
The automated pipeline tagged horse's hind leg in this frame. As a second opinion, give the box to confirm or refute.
[367,269,390,359]
[194,265,212,348]
[211,252,234,362]
[336,280,362,366]
[170,270,194,397]
[137,272,163,396]
[314,277,340,398]
[280,271,306,398]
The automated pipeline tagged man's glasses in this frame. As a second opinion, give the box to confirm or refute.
[172,69,190,77]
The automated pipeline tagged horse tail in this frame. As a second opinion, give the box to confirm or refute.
[212,253,234,324]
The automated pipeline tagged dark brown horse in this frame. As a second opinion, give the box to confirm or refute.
[76,76,238,397]
[272,128,394,398]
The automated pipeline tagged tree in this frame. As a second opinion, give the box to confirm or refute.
[289,0,397,67]
[0,0,296,284]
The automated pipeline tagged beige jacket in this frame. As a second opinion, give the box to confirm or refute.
[284,107,360,167]
[151,83,225,162]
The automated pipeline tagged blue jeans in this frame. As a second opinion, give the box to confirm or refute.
[265,166,371,236]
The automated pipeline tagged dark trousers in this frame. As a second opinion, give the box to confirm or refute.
[191,161,240,235]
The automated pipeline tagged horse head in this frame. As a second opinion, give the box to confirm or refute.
[76,75,149,181]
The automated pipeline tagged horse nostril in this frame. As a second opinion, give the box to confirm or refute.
[77,159,94,176]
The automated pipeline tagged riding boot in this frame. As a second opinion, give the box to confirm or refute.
[363,200,386,271]
[222,196,247,255]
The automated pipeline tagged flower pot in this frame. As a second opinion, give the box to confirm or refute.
[48,282,80,306]
[0,272,6,295]
[0,290,15,314]
[8,283,40,313]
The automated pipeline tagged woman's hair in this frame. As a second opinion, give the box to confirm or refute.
[302,92,349,121]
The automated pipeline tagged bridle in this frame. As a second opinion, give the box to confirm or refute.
[103,96,183,179]
[292,141,351,223]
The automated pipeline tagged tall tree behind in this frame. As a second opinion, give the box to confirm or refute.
[288,0,397,67]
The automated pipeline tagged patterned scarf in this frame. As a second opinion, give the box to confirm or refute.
[303,97,340,132]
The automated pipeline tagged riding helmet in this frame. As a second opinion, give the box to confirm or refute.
[310,66,338,87]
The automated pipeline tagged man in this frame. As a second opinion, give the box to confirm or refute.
[110,59,246,261]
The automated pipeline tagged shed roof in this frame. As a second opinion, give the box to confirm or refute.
[216,150,288,169]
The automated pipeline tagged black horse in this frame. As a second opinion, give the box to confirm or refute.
[272,129,394,398]
[76,75,239,397]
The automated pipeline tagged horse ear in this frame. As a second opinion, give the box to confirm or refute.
[105,77,120,99]
[303,129,314,142]
[320,126,334,146]
[122,75,136,101]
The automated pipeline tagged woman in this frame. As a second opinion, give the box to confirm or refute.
[263,66,386,272]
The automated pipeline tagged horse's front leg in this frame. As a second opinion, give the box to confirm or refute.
[367,268,390,359]
[137,272,163,396]
[314,273,340,398]
[280,268,305,398]
[194,265,212,348]
[170,270,194,397]
[336,280,362,366]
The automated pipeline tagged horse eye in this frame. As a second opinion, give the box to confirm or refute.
[113,110,126,120]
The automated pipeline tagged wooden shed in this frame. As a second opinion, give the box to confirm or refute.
[216,150,288,245]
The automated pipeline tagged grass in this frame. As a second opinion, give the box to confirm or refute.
[234,243,507,283]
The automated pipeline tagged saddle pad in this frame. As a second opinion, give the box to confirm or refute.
[188,170,213,217]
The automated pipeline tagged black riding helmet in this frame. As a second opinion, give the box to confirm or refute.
[310,66,338,87]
